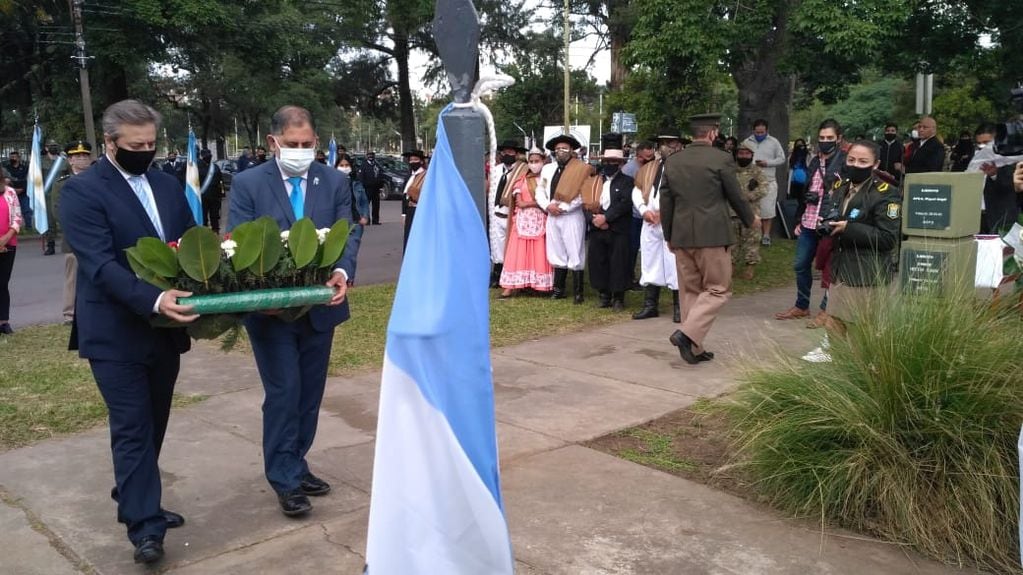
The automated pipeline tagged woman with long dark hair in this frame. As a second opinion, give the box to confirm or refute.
[0,168,23,334]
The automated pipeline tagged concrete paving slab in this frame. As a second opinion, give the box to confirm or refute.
[176,343,262,397]
[502,445,968,575]
[167,512,368,575]
[0,498,81,575]
[490,355,696,443]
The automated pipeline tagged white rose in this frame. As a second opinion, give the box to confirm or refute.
[316,228,330,244]
[225,248,236,258]
[220,239,237,250]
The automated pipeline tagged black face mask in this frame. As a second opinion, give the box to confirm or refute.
[257,153,266,160]
[114,144,156,175]
[736,157,753,167]
[818,140,837,155]
[884,134,897,142]
[408,161,422,172]
[847,165,873,184]
[500,154,517,166]
[601,163,620,178]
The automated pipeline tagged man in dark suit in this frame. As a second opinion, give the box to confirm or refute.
[660,113,756,364]
[227,105,357,518]
[59,99,198,565]
[905,116,945,174]
[358,150,384,224]
[583,137,634,311]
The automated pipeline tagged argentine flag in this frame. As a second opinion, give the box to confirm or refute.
[365,106,513,574]
[26,124,47,234]
[327,137,338,168]
[184,130,203,225]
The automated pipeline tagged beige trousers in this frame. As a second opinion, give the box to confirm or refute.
[673,246,733,351]
[63,253,77,321]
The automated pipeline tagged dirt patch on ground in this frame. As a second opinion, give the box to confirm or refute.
[585,402,760,502]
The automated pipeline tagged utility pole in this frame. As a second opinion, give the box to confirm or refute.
[69,0,96,155]
[563,0,570,133]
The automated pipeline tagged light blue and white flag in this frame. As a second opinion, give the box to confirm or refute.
[365,106,513,575]
[26,123,47,234]
[327,136,338,168]
[184,130,203,225]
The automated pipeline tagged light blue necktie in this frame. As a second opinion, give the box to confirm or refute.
[288,176,304,219]
[129,175,165,240]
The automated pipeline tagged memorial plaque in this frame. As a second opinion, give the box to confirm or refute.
[905,183,952,230]
[900,248,947,294]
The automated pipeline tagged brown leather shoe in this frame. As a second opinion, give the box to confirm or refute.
[774,307,810,320]
[806,311,830,329]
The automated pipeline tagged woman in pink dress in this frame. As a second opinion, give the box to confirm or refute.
[499,147,553,297]
[0,177,23,334]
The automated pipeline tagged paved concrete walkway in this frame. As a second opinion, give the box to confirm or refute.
[0,287,980,574]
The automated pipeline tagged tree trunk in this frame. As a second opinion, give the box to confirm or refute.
[732,1,793,183]
[609,31,627,91]
[393,32,417,154]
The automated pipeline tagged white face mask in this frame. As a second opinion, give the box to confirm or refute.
[273,137,315,176]
[911,129,920,140]
[528,161,543,174]
[338,166,352,174]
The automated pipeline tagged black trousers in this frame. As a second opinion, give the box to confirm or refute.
[202,194,222,232]
[0,245,14,320]
[588,228,630,293]
[90,346,180,545]
[368,188,382,224]
[403,205,416,253]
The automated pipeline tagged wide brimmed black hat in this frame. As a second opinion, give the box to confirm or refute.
[497,139,527,154]
[405,149,427,161]
[545,133,582,151]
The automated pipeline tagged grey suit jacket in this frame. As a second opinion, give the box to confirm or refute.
[659,141,754,249]
[227,158,358,331]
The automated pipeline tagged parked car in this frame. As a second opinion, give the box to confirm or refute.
[352,154,409,200]
[214,159,238,192]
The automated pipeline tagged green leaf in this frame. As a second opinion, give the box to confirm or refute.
[319,219,350,268]
[125,247,173,290]
[178,226,223,283]
[134,237,179,278]
[247,216,282,277]
[288,218,319,268]
[229,221,260,271]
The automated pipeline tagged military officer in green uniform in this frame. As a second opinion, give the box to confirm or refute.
[825,139,902,332]
[732,141,767,280]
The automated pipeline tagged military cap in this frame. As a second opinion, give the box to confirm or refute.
[737,140,757,153]
[688,113,722,129]
[65,140,92,155]
[545,133,581,151]
[497,139,527,154]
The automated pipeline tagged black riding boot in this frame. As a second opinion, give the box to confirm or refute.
[572,270,585,304]
[672,290,681,323]
[632,285,660,320]
[43,239,55,256]
[597,292,612,308]
[490,263,503,288]
[611,291,625,312]
[550,268,568,299]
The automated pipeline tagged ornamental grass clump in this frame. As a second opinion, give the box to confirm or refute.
[724,287,1023,573]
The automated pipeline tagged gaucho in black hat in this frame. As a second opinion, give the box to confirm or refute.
[401,149,428,252]
[538,132,591,302]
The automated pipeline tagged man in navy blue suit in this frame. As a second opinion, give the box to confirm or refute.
[227,105,357,517]
[60,100,199,565]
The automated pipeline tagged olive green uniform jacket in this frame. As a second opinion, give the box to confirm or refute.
[830,177,902,287]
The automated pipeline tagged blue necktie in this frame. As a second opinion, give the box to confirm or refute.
[129,175,165,240]
[288,176,304,219]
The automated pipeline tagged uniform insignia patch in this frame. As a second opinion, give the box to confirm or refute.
[833,179,843,189]
[878,182,889,192]
[886,202,900,219]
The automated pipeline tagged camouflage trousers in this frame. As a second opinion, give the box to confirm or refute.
[731,218,761,266]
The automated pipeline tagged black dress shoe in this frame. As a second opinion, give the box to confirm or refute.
[696,351,715,362]
[597,293,612,308]
[162,509,185,528]
[668,330,700,365]
[0,323,12,335]
[300,473,331,496]
[133,536,164,564]
[278,490,312,517]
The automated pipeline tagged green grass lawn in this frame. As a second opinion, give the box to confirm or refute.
[0,239,797,450]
